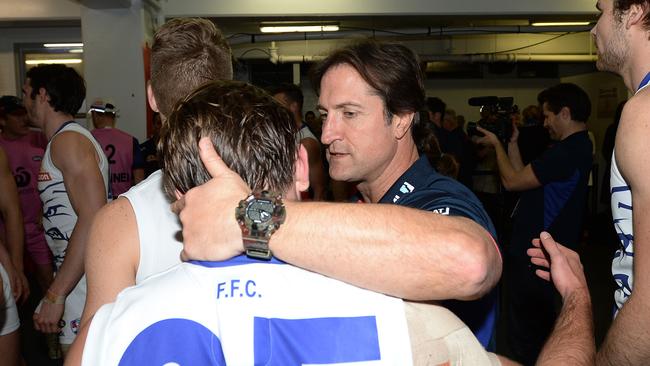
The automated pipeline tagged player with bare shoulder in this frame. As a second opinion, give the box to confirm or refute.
[24,64,109,354]
[525,1,650,364]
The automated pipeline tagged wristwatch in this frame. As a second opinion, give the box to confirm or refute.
[236,190,286,260]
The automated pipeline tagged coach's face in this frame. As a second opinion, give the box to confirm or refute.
[318,64,398,184]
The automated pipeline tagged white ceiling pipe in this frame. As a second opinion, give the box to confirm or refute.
[420,53,598,63]
[238,51,597,63]
[227,25,593,45]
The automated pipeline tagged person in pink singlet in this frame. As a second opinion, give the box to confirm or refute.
[89,100,144,198]
[0,95,53,294]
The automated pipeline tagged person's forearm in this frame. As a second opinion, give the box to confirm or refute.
[0,244,14,272]
[537,289,595,366]
[270,201,501,301]
[48,215,93,297]
[508,141,525,171]
[493,142,518,191]
[596,292,650,365]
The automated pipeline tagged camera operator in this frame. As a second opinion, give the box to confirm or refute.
[475,83,593,365]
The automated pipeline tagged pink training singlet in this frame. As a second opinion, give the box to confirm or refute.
[0,130,51,265]
[91,127,137,197]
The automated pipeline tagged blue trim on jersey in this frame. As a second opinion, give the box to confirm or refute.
[188,255,286,268]
[543,170,580,229]
[611,185,631,193]
[617,202,633,211]
[52,121,77,137]
[638,71,650,91]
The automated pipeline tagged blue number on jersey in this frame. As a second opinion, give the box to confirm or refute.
[254,316,380,364]
[120,316,380,365]
[120,318,226,365]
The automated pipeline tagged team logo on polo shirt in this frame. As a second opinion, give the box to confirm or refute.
[399,181,414,194]
[38,171,52,182]
[393,181,415,202]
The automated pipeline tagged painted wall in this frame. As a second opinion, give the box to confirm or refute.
[82,5,149,141]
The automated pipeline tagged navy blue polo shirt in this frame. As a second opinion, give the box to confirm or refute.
[379,155,499,349]
[510,130,592,258]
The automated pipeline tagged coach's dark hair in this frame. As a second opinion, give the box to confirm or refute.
[159,80,297,197]
[311,40,425,125]
[26,64,86,116]
[614,0,650,30]
[537,83,591,123]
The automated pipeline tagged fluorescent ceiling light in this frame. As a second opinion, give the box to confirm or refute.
[25,59,83,65]
[43,43,84,48]
[69,49,84,53]
[260,25,339,33]
[531,22,591,27]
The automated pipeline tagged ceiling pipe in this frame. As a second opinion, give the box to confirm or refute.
[422,53,598,63]
[227,24,592,45]
[242,50,597,64]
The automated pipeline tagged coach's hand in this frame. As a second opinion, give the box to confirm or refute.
[527,232,588,300]
[171,137,251,261]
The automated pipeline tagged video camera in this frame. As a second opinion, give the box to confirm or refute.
[466,96,518,144]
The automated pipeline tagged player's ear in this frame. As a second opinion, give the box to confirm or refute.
[147,81,159,113]
[293,144,310,197]
[626,3,647,28]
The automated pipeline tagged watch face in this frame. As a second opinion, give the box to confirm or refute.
[246,199,274,224]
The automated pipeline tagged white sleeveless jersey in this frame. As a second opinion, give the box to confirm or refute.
[38,122,109,343]
[83,256,413,366]
[120,170,183,283]
[609,79,650,313]
[38,122,109,269]
[610,150,633,312]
